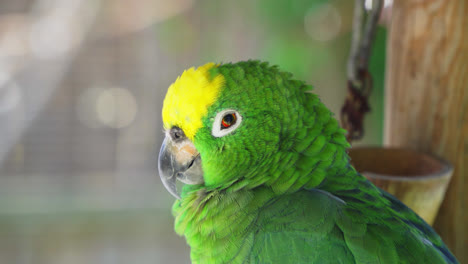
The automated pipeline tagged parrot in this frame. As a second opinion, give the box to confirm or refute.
[158,61,458,264]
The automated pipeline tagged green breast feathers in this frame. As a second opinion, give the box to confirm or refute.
[158,61,458,264]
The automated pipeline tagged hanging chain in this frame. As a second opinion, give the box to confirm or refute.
[341,0,383,143]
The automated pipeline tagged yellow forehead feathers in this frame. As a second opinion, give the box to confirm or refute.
[162,62,225,140]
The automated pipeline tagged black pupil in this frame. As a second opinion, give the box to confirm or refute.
[222,114,235,128]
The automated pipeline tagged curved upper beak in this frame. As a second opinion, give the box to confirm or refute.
[158,136,204,199]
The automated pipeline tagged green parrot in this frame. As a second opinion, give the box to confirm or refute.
[158,61,458,264]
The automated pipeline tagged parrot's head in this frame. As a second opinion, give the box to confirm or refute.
[159,61,349,199]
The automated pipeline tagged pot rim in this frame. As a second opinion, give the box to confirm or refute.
[349,146,454,181]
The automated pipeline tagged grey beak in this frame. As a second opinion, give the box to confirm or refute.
[158,137,204,199]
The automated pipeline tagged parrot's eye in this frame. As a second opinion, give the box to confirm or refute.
[169,127,185,141]
[212,109,242,137]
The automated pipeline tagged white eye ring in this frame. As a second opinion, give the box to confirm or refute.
[212,109,242,138]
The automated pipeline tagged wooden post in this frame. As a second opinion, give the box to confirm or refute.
[384,0,468,262]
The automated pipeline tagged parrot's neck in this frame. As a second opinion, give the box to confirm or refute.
[173,185,278,263]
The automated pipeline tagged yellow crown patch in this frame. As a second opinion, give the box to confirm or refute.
[162,63,225,140]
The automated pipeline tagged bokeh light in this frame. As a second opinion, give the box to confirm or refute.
[76,86,139,129]
[304,3,342,42]
[29,15,75,59]
[28,0,98,59]
[96,87,138,129]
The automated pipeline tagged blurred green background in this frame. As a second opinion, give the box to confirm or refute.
[0,0,386,263]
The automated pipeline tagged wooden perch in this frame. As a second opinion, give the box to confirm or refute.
[384,0,468,262]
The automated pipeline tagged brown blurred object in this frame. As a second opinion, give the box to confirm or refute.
[342,0,382,142]
[101,0,194,37]
[384,0,468,261]
[349,147,453,225]
[341,72,371,142]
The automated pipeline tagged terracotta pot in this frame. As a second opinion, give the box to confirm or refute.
[348,147,453,225]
